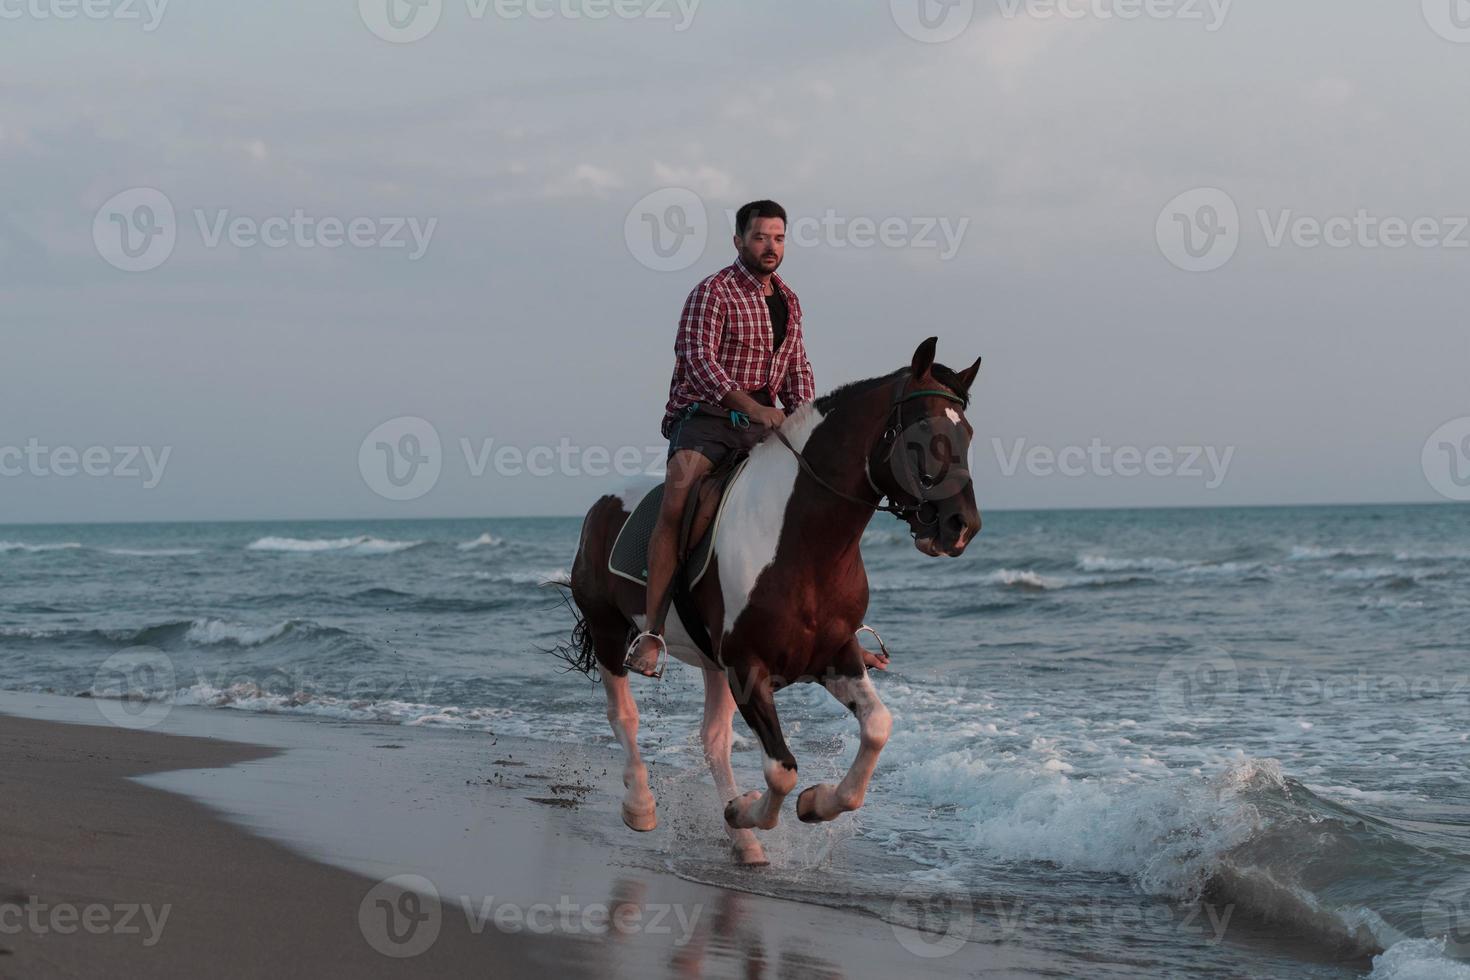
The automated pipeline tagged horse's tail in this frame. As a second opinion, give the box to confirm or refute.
[538,581,599,681]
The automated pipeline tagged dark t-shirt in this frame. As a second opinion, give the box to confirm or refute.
[765,284,788,351]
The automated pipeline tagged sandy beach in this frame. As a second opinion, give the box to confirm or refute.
[0,710,579,979]
[0,691,1056,979]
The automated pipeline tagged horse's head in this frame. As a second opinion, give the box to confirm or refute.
[869,337,982,558]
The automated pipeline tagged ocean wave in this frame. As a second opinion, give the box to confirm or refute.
[102,547,205,557]
[2,617,345,650]
[861,528,911,548]
[1369,939,1470,980]
[0,541,83,553]
[1325,567,1434,589]
[182,618,296,647]
[472,568,570,586]
[457,532,505,551]
[245,535,422,555]
[1288,545,1381,562]
[987,569,1069,591]
[1078,553,1270,581]
[99,681,517,731]
[897,752,1437,956]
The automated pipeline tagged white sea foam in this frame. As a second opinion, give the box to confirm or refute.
[987,569,1068,590]
[456,533,505,551]
[1369,939,1470,980]
[1078,554,1187,573]
[246,536,422,555]
[473,568,570,585]
[103,547,204,557]
[0,541,83,553]
[1289,545,1380,561]
[183,618,295,647]
[164,682,515,731]
[898,753,1285,897]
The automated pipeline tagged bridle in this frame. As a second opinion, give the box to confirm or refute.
[773,375,970,533]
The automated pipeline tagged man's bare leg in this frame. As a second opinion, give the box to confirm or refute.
[626,448,714,676]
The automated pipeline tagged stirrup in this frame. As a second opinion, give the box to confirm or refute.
[624,630,668,679]
[856,624,890,659]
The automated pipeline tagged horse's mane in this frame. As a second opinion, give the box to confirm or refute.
[812,362,972,414]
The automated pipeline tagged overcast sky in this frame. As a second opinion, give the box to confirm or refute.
[3,0,1468,523]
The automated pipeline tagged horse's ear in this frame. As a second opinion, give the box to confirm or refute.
[955,355,982,394]
[911,337,938,378]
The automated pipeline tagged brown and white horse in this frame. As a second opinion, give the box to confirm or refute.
[554,338,982,866]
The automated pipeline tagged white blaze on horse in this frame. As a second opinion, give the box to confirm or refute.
[551,338,982,866]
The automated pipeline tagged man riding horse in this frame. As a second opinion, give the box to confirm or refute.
[624,199,816,677]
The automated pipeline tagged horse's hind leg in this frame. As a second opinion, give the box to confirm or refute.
[796,645,892,823]
[700,668,768,865]
[593,623,657,832]
[723,662,798,832]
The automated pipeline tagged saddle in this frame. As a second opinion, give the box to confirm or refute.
[609,451,750,588]
[608,451,751,659]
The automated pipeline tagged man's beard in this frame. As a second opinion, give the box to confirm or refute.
[741,247,782,273]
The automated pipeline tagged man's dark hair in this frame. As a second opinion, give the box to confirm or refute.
[735,200,787,238]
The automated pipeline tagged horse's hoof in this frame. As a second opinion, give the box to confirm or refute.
[796,786,824,823]
[723,790,762,828]
[621,800,657,832]
[732,841,769,867]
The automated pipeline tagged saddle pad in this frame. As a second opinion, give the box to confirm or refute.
[608,456,749,588]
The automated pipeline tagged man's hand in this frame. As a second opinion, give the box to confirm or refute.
[749,406,787,429]
[721,391,787,430]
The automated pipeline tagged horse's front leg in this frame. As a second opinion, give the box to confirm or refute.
[796,644,892,823]
[722,661,797,832]
[599,665,657,831]
[700,667,768,865]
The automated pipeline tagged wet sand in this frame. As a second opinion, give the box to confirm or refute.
[0,692,1058,979]
[0,711,576,978]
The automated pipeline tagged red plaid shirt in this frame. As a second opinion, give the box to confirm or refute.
[661,260,817,438]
